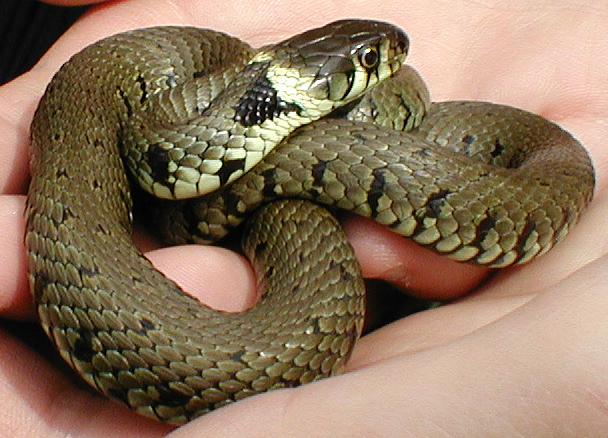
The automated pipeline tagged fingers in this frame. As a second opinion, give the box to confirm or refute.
[343,215,489,300]
[0,76,39,193]
[0,325,172,437]
[482,188,608,304]
[1,206,257,321]
[137,214,482,314]
[7,0,602,316]
[0,196,32,319]
[168,255,608,438]
[146,245,257,312]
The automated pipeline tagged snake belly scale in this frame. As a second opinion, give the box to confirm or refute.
[25,20,594,424]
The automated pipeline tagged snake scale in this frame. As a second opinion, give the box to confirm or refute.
[25,20,594,424]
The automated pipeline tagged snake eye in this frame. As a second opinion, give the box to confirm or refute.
[358,46,379,70]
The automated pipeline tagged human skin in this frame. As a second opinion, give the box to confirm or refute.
[0,0,607,436]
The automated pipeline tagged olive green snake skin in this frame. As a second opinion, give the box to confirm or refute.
[25,20,595,424]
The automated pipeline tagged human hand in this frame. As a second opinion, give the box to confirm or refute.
[1,0,607,437]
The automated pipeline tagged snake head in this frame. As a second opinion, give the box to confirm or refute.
[254,19,409,119]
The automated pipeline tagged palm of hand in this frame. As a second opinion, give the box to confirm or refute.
[0,1,606,437]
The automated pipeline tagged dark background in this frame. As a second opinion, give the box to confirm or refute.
[0,0,88,84]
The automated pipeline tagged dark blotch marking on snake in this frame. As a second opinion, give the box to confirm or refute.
[33,275,50,302]
[192,69,209,79]
[475,215,497,245]
[368,167,388,218]
[353,131,371,142]
[165,72,178,88]
[306,317,323,335]
[312,160,329,187]
[54,167,68,180]
[140,318,155,332]
[234,63,302,127]
[218,158,246,186]
[231,350,246,362]
[179,199,209,240]
[261,168,278,197]
[49,200,77,226]
[146,144,172,186]
[78,265,99,278]
[154,383,193,408]
[332,260,355,282]
[491,139,504,159]
[117,87,133,117]
[254,241,268,256]
[73,328,97,363]
[92,178,104,190]
[135,74,148,104]
[552,207,573,245]
[222,190,243,218]
[425,189,452,218]
[462,134,476,145]
[416,147,432,157]
[131,316,155,336]
[515,218,537,258]
[108,387,129,405]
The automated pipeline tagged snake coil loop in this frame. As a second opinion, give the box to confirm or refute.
[26,20,594,424]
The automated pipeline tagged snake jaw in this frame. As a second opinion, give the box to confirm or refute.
[261,19,410,110]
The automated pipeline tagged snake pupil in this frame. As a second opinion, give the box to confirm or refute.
[359,46,379,70]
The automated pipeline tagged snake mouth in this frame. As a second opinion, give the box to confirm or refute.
[257,19,409,105]
[304,20,409,103]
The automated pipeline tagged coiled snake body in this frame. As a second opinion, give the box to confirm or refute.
[26,20,594,424]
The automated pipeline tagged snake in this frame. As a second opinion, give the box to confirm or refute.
[25,19,595,424]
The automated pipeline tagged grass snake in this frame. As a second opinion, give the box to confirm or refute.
[25,19,595,424]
